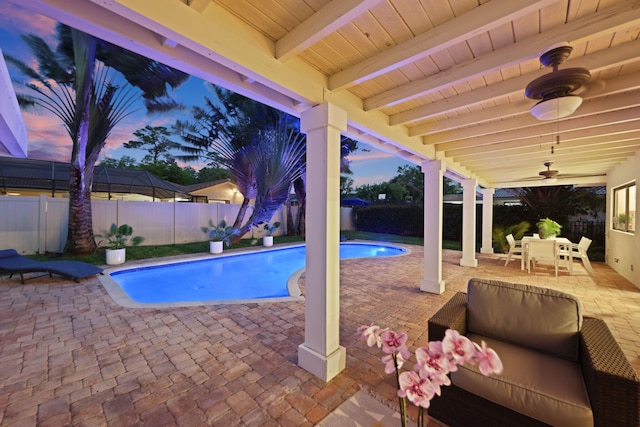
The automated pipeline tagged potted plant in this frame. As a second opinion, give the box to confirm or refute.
[262,221,281,247]
[99,223,144,265]
[536,217,562,239]
[202,219,234,254]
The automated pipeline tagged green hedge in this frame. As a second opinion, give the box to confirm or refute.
[354,203,527,243]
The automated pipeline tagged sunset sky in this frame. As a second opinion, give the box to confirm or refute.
[0,2,413,187]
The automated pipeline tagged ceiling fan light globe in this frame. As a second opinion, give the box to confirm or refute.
[531,96,583,120]
[544,177,558,184]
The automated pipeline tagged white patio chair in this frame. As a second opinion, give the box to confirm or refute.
[559,236,594,275]
[526,239,559,276]
[504,234,523,267]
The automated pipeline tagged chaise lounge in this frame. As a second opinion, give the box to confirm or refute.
[0,249,103,284]
[428,278,640,427]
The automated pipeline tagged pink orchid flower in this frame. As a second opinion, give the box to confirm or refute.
[442,329,475,364]
[357,324,386,348]
[426,371,451,396]
[414,341,456,379]
[380,330,411,359]
[397,371,436,408]
[382,351,408,374]
[474,340,504,375]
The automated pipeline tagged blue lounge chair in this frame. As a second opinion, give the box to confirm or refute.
[0,249,103,284]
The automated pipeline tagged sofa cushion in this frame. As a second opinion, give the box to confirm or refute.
[453,333,593,427]
[466,278,583,361]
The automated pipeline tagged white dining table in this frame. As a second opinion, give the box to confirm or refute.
[520,236,574,274]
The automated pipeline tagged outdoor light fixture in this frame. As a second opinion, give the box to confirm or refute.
[530,96,583,121]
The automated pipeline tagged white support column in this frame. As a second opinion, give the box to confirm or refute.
[421,160,445,294]
[480,188,495,254]
[297,103,347,382]
[460,178,478,267]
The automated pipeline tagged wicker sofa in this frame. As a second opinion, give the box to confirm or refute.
[427,278,640,427]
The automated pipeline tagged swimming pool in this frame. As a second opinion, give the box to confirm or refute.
[100,242,407,308]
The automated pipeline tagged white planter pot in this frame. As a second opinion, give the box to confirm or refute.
[106,248,126,265]
[263,236,274,247]
[210,241,224,254]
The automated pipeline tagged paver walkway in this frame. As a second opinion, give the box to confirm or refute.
[1,245,638,426]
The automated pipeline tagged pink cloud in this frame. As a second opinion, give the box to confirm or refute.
[0,3,56,41]
[22,112,71,161]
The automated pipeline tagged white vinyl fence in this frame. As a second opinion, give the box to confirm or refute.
[0,196,288,254]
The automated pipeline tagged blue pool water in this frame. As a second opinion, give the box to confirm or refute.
[110,242,405,304]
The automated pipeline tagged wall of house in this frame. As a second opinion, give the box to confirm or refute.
[190,182,245,204]
[606,152,639,289]
[0,195,287,254]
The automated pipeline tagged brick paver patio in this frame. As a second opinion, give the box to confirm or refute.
[1,245,639,426]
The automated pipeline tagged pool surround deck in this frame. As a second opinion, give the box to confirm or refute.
[0,243,638,426]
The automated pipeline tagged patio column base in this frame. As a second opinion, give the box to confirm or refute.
[460,258,478,267]
[298,343,346,382]
[421,279,445,294]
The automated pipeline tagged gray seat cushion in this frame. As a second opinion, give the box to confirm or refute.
[453,333,593,427]
[466,278,583,361]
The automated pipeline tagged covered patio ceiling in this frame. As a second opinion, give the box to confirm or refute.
[18,0,640,188]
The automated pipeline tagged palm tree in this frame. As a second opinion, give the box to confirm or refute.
[7,24,188,254]
[174,86,306,243]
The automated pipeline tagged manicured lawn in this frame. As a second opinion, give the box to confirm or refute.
[28,231,460,265]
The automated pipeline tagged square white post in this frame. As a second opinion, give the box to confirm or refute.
[421,160,445,294]
[297,103,347,382]
[460,178,478,267]
[481,188,495,254]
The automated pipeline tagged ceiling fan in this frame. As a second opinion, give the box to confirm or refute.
[505,161,603,184]
[525,43,591,120]
[538,161,560,181]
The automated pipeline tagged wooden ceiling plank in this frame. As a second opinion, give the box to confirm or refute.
[394,37,640,126]
[276,0,383,61]
[328,0,559,90]
[453,133,640,161]
[365,0,640,110]
[431,93,640,147]
[461,147,640,169]
[413,84,640,137]
[187,0,209,14]
[441,120,640,157]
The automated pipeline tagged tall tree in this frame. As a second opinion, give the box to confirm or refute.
[7,24,188,254]
[123,125,181,164]
[98,155,138,169]
[196,167,232,183]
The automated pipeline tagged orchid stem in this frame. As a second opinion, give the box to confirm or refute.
[393,354,407,427]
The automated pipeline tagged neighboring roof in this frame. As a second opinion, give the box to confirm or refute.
[181,179,234,193]
[0,157,190,200]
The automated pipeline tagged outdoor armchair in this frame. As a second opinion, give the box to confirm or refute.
[427,278,640,427]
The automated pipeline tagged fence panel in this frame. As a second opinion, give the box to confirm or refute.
[92,200,119,237]
[1,197,289,254]
[0,196,40,253]
[45,198,69,253]
[117,201,176,246]
[176,202,214,243]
